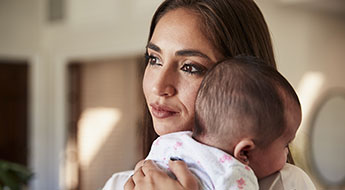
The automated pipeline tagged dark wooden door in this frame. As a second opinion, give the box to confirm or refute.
[66,63,81,190]
[0,61,29,166]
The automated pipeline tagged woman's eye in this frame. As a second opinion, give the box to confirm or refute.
[181,63,206,75]
[145,54,161,66]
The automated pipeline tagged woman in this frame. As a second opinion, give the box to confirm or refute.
[103,0,315,189]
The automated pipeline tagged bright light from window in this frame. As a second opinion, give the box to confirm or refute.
[291,71,325,167]
[78,108,122,166]
[297,71,325,122]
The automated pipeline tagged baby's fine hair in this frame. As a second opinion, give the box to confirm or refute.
[193,56,300,147]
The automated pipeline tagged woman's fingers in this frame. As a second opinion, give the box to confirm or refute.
[125,159,199,190]
[124,160,146,190]
[124,162,146,190]
[141,160,163,177]
[132,166,145,182]
[123,175,135,190]
[169,159,199,190]
[134,160,145,171]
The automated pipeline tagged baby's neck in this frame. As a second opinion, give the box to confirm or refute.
[192,133,235,156]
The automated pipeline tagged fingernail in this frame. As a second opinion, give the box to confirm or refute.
[170,157,183,161]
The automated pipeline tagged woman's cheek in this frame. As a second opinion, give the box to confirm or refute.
[142,67,153,100]
[182,79,203,112]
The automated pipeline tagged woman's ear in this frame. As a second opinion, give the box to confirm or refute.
[233,139,255,165]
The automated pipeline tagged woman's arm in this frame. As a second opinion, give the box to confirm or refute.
[124,160,199,190]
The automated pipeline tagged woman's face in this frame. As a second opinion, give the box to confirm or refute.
[143,8,223,135]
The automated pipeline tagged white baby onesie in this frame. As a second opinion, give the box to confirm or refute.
[146,131,259,190]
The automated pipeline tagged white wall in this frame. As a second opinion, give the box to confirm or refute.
[1,0,345,189]
[0,0,161,189]
[0,0,41,53]
[257,1,345,86]
[0,0,52,189]
[257,1,345,188]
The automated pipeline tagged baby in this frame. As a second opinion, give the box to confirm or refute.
[146,56,302,189]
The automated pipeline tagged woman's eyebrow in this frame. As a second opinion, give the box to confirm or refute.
[146,42,161,52]
[175,50,211,60]
[147,42,211,61]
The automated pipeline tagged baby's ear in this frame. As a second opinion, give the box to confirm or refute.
[233,139,255,165]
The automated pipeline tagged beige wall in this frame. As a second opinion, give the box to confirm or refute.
[0,0,41,53]
[257,1,345,189]
[1,0,345,189]
[76,58,141,190]
[0,0,161,189]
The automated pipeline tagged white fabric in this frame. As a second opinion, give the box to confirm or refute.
[258,163,316,190]
[103,170,133,190]
[102,164,316,190]
[102,132,315,190]
[145,131,258,190]
[280,163,316,190]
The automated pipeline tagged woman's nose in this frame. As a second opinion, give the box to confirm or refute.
[152,69,176,97]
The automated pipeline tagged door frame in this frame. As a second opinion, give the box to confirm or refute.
[0,53,53,190]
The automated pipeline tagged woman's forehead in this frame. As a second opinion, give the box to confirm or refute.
[151,8,222,62]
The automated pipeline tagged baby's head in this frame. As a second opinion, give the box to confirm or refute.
[193,56,301,179]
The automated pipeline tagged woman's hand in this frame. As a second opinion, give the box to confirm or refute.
[124,159,199,190]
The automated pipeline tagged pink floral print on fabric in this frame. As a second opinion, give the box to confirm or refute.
[174,141,183,150]
[236,178,246,189]
[219,154,233,163]
[154,139,160,146]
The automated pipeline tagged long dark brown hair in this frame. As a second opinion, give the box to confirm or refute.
[141,0,294,164]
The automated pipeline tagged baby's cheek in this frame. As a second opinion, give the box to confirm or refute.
[283,148,289,163]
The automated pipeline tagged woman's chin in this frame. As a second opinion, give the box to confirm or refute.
[153,122,192,136]
[154,125,177,136]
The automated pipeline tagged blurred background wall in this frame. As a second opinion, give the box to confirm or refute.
[0,0,344,189]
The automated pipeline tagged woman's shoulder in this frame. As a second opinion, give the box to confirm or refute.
[259,163,316,190]
[102,170,134,190]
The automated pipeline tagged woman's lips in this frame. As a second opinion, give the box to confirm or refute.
[150,104,178,119]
